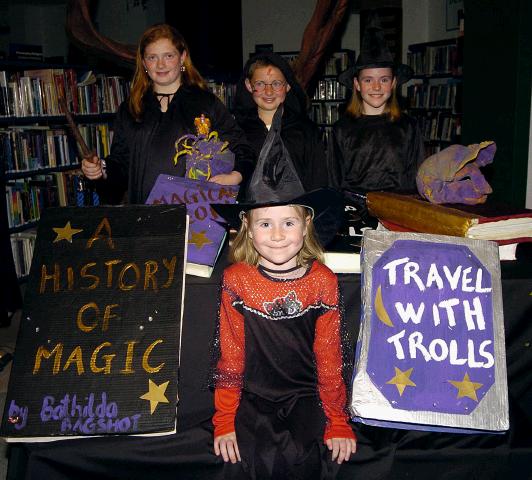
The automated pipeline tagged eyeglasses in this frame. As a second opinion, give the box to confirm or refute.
[252,80,287,92]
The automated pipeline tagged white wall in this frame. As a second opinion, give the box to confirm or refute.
[7,1,70,60]
[95,0,165,46]
[428,0,461,41]
[241,1,360,61]
[0,0,164,62]
[243,0,455,67]
[403,0,429,61]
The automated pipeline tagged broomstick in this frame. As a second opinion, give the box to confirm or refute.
[58,93,101,205]
[58,93,96,162]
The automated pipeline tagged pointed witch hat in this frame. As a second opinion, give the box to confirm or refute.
[338,26,413,88]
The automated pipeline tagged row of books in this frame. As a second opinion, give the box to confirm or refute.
[2,126,76,173]
[0,69,129,118]
[5,171,98,229]
[1,123,112,174]
[10,228,36,279]
[206,80,236,111]
[322,51,352,76]
[413,111,461,143]
[310,102,342,125]
[407,44,461,76]
[312,79,348,101]
[406,80,462,111]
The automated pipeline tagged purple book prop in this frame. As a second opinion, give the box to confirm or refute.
[351,230,508,433]
[146,174,238,278]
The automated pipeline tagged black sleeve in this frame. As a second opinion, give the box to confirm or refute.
[302,123,329,190]
[327,123,348,190]
[404,118,425,191]
[211,96,256,184]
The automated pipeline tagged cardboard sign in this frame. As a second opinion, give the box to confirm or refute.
[351,230,509,433]
[1,205,187,441]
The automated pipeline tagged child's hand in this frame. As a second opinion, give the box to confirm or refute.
[209,171,242,185]
[214,432,241,463]
[326,437,357,464]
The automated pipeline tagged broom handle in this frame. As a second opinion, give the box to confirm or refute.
[58,94,97,162]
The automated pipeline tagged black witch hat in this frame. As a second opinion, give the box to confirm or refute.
[212,186,345,248]
[215,68,345,246]
[338,27,413,88]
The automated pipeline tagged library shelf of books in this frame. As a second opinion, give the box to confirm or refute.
[0,61,130,281]
[278,49,355,148]
[405,37,463,158]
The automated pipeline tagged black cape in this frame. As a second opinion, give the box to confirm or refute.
[233,53,328,195]
[100,86,255,204]
[328,113,424,193]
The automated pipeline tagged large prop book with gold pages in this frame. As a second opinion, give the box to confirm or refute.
[1,205,187,441]
[351,230,508,433]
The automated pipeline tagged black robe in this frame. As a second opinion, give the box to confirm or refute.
[99,86,255,204]
[233,52,329,197]
[328,113,424,193]
[234,105,329,193]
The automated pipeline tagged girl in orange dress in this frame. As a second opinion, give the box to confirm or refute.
[211,188,356,479]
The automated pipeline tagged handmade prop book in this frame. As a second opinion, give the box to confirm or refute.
[351,230,509,433]
[1,205,188,441]
[146,174,238,278]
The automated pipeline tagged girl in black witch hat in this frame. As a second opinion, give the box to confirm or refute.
[234,52,329,197]
[328,27,424,194]
[210,188,356,478]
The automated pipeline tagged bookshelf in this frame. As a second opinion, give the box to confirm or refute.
[277,49,355,147]
[406,37,463,157]
[205,79,237,111]
[0,61,130,282]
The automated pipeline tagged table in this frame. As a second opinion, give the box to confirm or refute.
[7,256,532,479]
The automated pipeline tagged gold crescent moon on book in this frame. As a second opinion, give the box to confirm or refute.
[375,285,394,327]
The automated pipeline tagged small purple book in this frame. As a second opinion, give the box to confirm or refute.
[146,174,238,277]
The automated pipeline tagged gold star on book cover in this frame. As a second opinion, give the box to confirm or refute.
[1,205,187,441]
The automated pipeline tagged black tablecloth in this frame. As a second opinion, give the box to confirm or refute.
[7,256,532,480]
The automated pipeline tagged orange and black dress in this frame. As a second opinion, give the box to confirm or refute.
[212,261,355,479]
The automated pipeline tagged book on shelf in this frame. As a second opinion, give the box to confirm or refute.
[10,228,37,278]
[0,67,129,118]
[146,174,239,278]
[366,191,532,244]
[1,204,188,441]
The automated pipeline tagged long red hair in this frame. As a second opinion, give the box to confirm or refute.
[129,24,207,121]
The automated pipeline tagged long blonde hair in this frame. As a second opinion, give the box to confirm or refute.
[345,72,402,121]
[129,24,207,121]
[230,205,324,266]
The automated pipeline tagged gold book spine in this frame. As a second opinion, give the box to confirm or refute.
[367,192,477,237]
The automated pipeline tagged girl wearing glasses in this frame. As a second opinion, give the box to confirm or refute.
[234,52,329,197]
[81,24,254,204]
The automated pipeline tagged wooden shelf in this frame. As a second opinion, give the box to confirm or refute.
[0,112,116,126]
[5,164,80,180]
